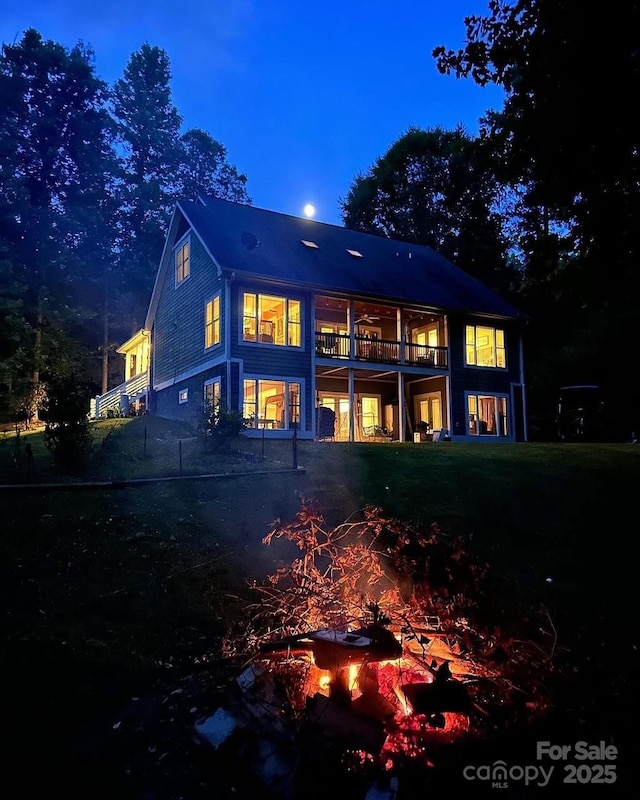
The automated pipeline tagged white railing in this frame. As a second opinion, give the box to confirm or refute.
[94,371,148,418]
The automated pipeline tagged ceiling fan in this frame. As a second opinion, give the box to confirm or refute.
[354,313,380,325]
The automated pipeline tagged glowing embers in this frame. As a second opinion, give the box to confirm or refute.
[255,642,473,762]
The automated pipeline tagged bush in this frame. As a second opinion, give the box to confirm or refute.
[197,399,247,454]
[42,376,94,471]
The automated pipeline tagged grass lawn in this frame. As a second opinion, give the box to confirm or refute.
[1,416,638,798]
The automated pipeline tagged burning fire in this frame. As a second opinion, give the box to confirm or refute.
[223,501,557,769]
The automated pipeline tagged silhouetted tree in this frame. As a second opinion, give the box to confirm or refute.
[341,126,519,296]
[434,0,640,437]
[0,29,118,416]
[177,128,251,204]
[110,43,183,329]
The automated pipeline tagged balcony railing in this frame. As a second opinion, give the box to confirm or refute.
[315,332,448,369]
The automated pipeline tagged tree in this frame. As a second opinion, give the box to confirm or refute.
[177,128,251,204]
[111,44,184,327]
[42,373,94,471]
[341,126,518,295]
[0,29,118,415]
[433,1,640,437]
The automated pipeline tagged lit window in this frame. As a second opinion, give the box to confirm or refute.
[205,295,220,348]
[346,249,363,258]
[243,379,301,430]
[467,393,508,436]
[301,240,319,248]
[175,238,190,284]
[179,388,189,404]
[204,378,221,407]
[465,324,506,368]
[242,293,301,347]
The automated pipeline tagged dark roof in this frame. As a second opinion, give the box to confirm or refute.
[178,196,523,320]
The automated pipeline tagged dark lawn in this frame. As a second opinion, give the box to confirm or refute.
[1,418,638,798]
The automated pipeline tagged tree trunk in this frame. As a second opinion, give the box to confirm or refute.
[102,274,110,394]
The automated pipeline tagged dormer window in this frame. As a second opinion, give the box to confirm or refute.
[175,237,190,285]
[301,240,319,249]
[346,249,363,258]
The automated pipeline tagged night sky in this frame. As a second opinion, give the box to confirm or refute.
[1,0,504,225]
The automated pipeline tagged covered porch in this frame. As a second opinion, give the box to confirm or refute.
[314,364,449,443]
[92,328,151,418]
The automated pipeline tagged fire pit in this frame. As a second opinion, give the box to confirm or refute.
[200,502,557,797]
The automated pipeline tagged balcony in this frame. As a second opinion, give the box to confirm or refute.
[314,332,447,369]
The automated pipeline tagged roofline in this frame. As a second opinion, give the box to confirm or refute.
[144,202,226,331]
[116,328,151,354]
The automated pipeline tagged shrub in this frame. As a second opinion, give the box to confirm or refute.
[41,376,94,471]
[197,399,247,454]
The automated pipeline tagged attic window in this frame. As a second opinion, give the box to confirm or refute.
[346,249,363,258]
[301,240,319,249]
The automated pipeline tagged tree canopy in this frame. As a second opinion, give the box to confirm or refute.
[432,0,640,436]
[0,30,252,418]
[341,125,518,296]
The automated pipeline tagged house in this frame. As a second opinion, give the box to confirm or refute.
[95,196,528,442]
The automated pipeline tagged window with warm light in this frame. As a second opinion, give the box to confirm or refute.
[205,295,220,349]
[360,396,381,432]
[467,393,508,436]
[242,293,301,347]
[175,237,190,285]
[178,388,189,404]
[204,378,221,406]
[243,379,301,429]
[465,325,506,368]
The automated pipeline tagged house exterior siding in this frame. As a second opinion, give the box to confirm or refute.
[98,197,528,442]
[448,315,524,439]
[153,234,224,388]
[151,364,227,427]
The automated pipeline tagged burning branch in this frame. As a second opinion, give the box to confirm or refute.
[222,499,559,758]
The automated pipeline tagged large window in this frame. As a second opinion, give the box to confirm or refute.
[205,295,220,348]
[467,393,508,437]
[243,379,301,429]
[465,325,506,368]
[243,293,301,347]
[175,237,190,285]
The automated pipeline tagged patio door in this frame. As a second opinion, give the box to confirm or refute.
[415,391,443,432]
[317,393,351,441]
[317,392,382,441]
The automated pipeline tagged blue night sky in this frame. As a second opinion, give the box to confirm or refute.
[1,0,504,226]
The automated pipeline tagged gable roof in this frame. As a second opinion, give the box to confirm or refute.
[146,196,524,328]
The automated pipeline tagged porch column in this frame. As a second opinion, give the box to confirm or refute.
[349,368,355,442]
[397,372,405,442]
[348,299,355,359]
[397,309,404,364]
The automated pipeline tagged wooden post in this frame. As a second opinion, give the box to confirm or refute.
[179,440,182,474]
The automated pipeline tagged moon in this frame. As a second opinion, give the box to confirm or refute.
[303,203,316,218]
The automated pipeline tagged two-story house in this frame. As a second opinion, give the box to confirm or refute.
[95,195,528,442]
